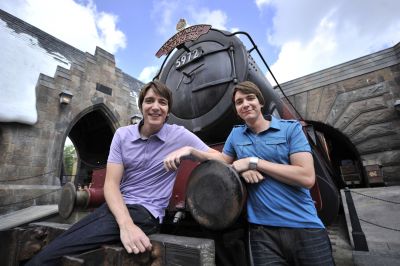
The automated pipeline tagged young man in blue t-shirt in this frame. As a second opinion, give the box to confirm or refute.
[179,81,334,265]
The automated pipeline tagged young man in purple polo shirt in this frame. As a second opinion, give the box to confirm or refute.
[177,81,334,265]
[27,81,218,265]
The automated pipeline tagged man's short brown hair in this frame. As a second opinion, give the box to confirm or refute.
[138,80,173,112]
[232,81,265,106]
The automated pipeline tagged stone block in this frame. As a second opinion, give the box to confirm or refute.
[0,165,19,181]
[55,66,72,81]
[342,108,396,137]
[316,84,342,123]
[326,83,387,126]
[0,185,61,214]
[305,89,323,121]
[294,91,308,118]
[334,96,387,130]
[38,77,56,89]
[356,134,400,155]
[361,150,400,166]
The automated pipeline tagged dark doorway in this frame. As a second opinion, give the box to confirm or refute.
[307,121,366,189]
[67,109,115,186]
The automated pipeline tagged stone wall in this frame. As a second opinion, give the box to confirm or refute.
[280,43,400,185]
[0,46,141,185]
[0,10,142,213]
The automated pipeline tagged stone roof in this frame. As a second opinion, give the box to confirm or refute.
[277,42,400,96]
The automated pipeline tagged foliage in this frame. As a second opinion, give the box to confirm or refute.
[63,144,76,176]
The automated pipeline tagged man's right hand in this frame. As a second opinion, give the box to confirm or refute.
[120,223,152,254]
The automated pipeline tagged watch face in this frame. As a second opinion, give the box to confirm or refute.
[249,157,258,170]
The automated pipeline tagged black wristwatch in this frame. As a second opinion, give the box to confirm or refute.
[249,157,259,170]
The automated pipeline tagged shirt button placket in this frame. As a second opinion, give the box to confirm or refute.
[143,138,150,166]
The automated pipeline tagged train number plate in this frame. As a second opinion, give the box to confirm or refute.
[175,48,203,69]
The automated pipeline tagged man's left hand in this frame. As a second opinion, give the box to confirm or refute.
[241,170,265,183]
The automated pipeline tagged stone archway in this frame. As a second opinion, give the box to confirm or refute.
[307,120,367,189]
[61,104,119,186]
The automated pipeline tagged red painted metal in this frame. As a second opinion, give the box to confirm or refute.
[169,160,199,210]
[86,168,107,207]
[90,167,106,188]
[168,143,223,211]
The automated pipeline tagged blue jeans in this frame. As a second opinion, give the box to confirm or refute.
[26,203,160,266]
[249,224,334,266]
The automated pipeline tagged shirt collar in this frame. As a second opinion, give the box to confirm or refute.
[242,114,281,133]
[131,120,167,142]
[269,115,281,130]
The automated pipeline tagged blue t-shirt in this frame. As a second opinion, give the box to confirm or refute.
[223,115,324,228]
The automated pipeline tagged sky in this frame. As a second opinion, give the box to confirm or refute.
[1,0,400,85]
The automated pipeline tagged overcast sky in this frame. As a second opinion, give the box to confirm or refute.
[1,0,399,85]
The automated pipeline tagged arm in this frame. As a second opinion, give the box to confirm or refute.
[103,163,152,254]
[163,147,233,171]
[232,152,315,188]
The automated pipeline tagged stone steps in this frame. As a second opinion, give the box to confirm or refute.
[0,184,61,215]
[0,205,58,230]
[327,214,354,266]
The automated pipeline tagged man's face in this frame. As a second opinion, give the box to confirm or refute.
[234,90,263,122]
[141,88,169,128]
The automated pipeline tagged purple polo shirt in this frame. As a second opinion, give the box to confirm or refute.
[107,123,208,221]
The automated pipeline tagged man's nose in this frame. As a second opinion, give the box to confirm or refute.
[151,102,161,110]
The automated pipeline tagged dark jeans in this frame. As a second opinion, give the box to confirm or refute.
[26,203,160,266]
[249,224,334,266]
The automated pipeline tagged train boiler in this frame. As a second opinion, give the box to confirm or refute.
[155,24,340,229]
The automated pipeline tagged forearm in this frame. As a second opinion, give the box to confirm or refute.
[164,147,232,171]
[104,182,133,227]
[190,147,230,163]
[233,152,315,188]
[103,163,134,227]
[256,159,315,188]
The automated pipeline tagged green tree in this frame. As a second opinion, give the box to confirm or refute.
[63,144,76,176]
